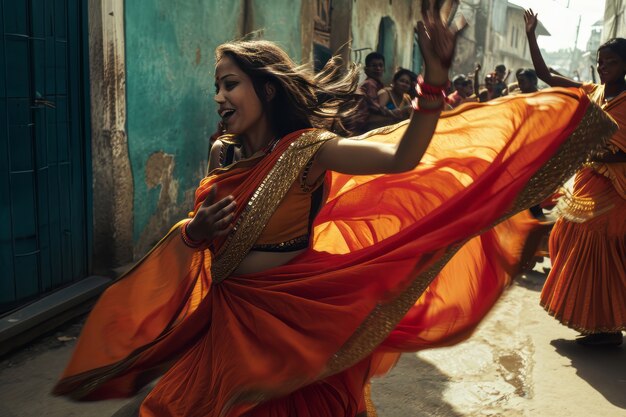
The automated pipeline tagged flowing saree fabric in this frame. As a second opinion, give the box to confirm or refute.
[540,84,626,332]
[54,88,616,416]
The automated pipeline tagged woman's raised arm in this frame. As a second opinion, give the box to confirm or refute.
[525,9,581,88]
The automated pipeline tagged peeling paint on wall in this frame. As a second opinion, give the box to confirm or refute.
[125,0,242,256]
[195,46,202,66]
[135,151,181,256]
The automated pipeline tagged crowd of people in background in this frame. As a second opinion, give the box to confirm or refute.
[356,52,545,129]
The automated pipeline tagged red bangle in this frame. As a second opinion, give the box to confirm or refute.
[411,75,450,112]
[411,97,445,113]
[181,220,205,249]
[415,75,449,98]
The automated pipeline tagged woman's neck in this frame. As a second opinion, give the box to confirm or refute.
[604,80,626,99]
[391,88,404,104]
[240,118,276,158]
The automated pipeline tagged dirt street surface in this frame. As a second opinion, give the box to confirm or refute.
[371,270,626,417]
[1,267,624,417]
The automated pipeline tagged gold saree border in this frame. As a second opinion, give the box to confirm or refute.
[224,100,617,410]
[540,300,626,334]
[210,130,336,284]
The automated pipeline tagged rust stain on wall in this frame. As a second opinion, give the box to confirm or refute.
[135,151,182,256]
[195,46,202,66]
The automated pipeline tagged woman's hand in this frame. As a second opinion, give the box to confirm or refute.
[186,186,236,242]
[416,0,465,85]
[524,9,538,34]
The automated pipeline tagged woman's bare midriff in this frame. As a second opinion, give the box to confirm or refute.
[233,249,307,275]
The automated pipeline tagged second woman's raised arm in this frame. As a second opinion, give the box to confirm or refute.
[525,9,581,88]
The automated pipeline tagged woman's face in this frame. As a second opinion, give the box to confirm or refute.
[214,56,265,135]
[393,74,412,94]
[597,48,626,85]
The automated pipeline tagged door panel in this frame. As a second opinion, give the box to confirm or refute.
[1,0,88,313]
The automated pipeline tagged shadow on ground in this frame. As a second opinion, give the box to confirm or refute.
[514,270,546,292]
[551,338,626,410]
[371,353,463,417]
[116,354,462,417]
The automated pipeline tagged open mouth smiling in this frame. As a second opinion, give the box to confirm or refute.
[219,108,236,122]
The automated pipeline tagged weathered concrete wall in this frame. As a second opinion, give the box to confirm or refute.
[351,0,420,84]
[329,0,353,65]
[124,0,242,256]
[89,0,134,271]
[249,0,306,62]
[450,1,481,78]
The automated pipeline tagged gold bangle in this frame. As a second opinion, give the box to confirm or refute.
[181,220,205,249]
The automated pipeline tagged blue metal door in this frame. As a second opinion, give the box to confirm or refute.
[0,0,89,313]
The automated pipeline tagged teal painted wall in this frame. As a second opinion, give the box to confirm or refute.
[250,1,303,61]
[125,0,242,250]
[124,0,306,254]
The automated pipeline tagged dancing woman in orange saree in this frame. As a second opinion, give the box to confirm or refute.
[526,11,626,346]
[53,5,616,416]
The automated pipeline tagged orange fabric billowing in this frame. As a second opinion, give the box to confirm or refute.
[53,89,610,417]
[540,84,626,334]
[380,212,537,351]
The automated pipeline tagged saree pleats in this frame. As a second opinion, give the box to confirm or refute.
[540,168,626,332]
[53,88,617,416]
[540,84,626,334]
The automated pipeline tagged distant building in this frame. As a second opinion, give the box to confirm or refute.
[480,1,550,79]
[603,0,626,40]
[582,20,604,82]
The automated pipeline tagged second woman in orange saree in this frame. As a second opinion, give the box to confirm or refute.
[526,10,626,346]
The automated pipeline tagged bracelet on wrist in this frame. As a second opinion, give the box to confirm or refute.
[411,75,448,113]
[411,97,445,113]
[181,220,206,249]
[412,75,451,111]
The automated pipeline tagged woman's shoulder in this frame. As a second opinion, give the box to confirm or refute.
[377,86,391,96]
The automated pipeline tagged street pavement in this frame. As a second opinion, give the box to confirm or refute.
[1,261,625,417]
[371,263,626,417]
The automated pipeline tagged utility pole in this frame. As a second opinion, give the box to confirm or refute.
[569,14,582,78]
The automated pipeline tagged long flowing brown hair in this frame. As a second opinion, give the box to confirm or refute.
[215,40,362,137]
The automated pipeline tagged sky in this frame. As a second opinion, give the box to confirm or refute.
[508,0,606,51]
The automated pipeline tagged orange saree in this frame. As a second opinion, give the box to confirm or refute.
[53,88,615,417]
[540,84,626,333]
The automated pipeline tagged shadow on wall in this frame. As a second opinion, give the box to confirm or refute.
[551,338,626,410]
[371,353,463,417]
